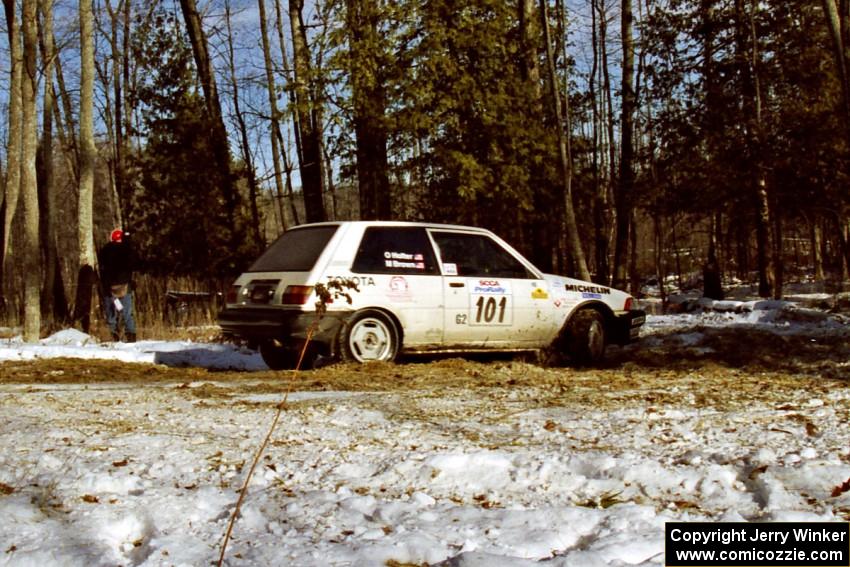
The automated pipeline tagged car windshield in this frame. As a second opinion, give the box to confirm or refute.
[248,225,338,272]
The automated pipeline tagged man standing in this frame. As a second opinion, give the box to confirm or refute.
[99,228,137,342]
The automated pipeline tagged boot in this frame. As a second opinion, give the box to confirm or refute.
[112,331,121,342]
[126,333,136,343]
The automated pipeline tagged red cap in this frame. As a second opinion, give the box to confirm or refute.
[110,229,123,243]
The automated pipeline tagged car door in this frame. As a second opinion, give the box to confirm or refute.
[429,230,553,348]
[348,226,444,348]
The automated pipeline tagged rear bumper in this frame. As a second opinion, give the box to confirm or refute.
[217,307,348,347]
[610,309,646,345]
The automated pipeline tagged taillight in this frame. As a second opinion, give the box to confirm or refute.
[226,285,240,304]
[624,297,633,311]
[281,285,313,305]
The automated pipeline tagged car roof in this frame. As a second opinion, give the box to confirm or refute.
[287,220,497,234]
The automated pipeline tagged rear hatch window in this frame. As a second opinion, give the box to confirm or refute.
[248,225,339,272]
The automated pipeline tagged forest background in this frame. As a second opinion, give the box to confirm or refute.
[1,0,849,342]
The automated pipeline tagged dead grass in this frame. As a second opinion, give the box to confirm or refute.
[0,325,846,419]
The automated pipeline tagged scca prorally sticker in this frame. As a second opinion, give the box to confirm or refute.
[470,280,511,295]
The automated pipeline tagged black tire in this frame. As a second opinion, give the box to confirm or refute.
[565,309,607,365]
[339,310,400,363]
[259,341,301,370]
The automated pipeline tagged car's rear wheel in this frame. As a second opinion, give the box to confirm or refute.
[259,341,301,370]
[566,309,606,365]
[340,310,399,363]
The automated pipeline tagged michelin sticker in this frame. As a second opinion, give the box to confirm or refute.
[565,284,610,295]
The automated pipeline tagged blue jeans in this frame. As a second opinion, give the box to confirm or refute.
[104,292,136,336]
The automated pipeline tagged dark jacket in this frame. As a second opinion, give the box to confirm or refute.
[99,239,136,290]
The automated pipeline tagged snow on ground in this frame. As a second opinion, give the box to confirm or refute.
[0,290,848,566]
[0,327,267,371]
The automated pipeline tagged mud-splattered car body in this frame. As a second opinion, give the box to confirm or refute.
[218,222,645,368]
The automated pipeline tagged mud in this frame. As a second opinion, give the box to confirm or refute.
[0,325,846,415]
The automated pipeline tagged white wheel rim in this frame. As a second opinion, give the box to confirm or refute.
[348,317,393,362]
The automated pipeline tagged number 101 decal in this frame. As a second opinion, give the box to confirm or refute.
[469,294,512,325]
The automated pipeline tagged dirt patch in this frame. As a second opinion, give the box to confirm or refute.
[0,326,846,412]
[614,326,850,380]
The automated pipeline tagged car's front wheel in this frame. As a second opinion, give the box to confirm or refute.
[565,309,607,365]
[339,310,400,363]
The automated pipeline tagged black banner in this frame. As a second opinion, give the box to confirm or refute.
[665,522,849,567]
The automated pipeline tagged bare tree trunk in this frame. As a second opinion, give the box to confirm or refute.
[699,0,724,300]
[519,0,542,97]
[324,146,338,220]
[122,0,133,163]
[653,211,667,309]
[93,41,120,227]
[671,216,684,291]
[38,0,68,326]
[289,0,326,223]
[74,0,97,333]
[519,0,553,270]
[807,214,825,282]
[104,0,127,222]
[540,0,591,281]
[21,0,41,341]
[822,0,850,143]
[843,218,850,280]
[704,213,724,299]
[347,0,391,220]
[613,0,635,292]
[52,50,80,184]
[226,0,264,247]
[274,0,302,226]
[590,0,610,284]
[820,0,850,285]
[735,0,777,297]
[3,0,23,280]
[256,0,288,231]
[629,210,640,293]
[600,1,618,284]
[179,0,242,242]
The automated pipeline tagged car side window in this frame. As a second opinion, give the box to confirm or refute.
[351,227,439,275]
[430,231,533,279]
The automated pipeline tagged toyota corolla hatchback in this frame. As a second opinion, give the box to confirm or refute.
[217,221,645,369]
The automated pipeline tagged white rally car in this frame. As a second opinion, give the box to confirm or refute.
[218,221,645,369]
